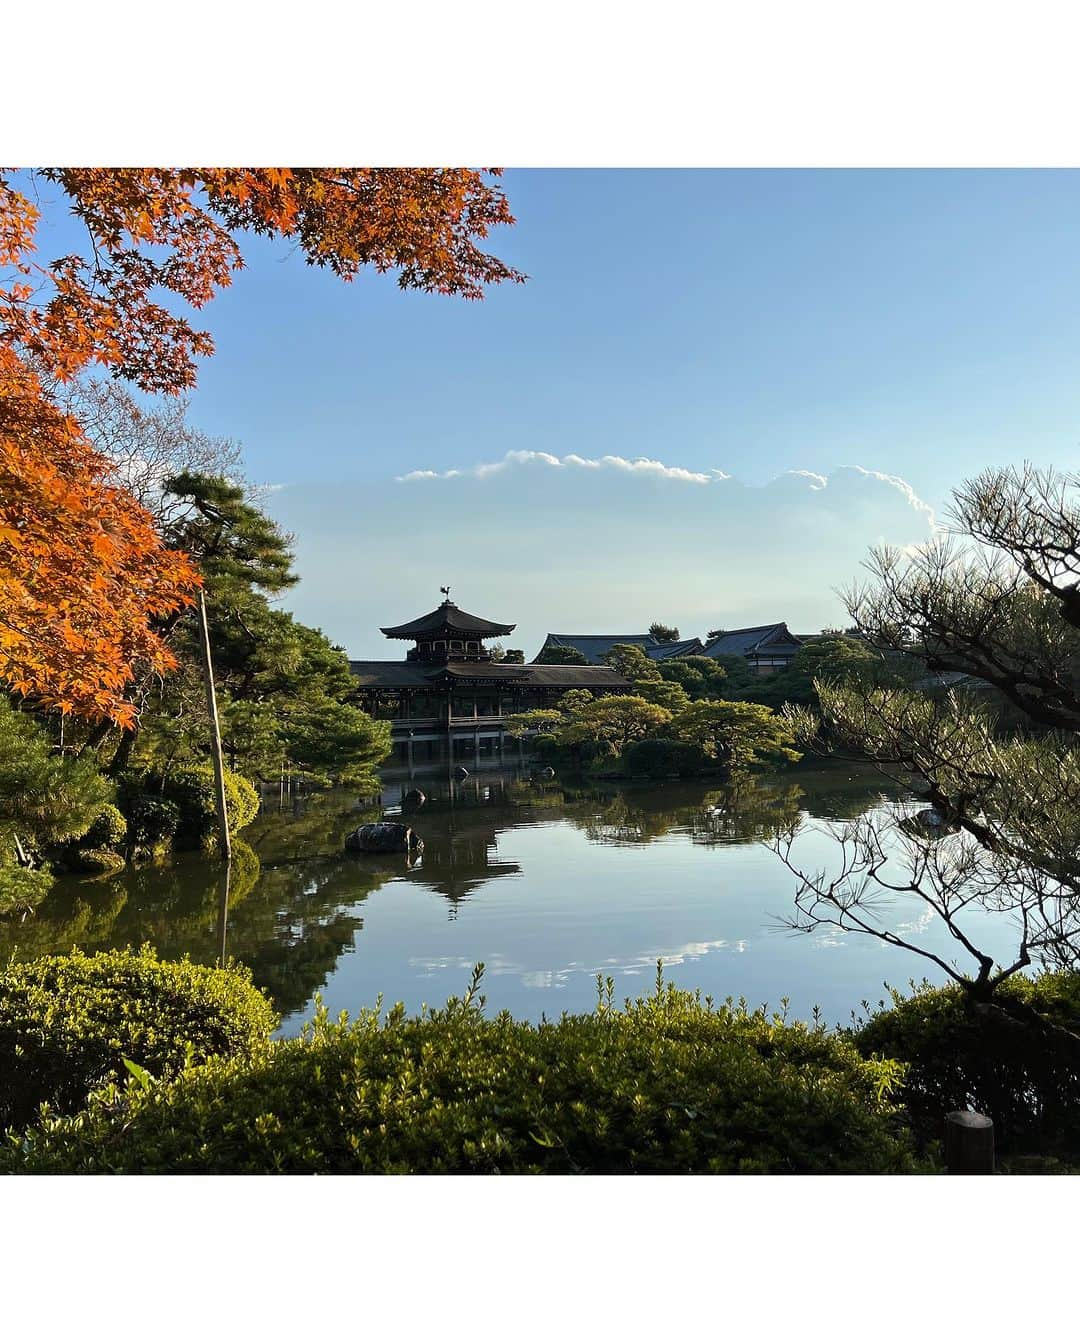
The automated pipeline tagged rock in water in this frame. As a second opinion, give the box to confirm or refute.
[345,822,422,854]
[402,788,427,810]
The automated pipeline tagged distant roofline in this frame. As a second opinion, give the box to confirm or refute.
[705,622,791,639]
[546,633,655,641]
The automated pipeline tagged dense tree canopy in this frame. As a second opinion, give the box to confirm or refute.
[672,700,802,776]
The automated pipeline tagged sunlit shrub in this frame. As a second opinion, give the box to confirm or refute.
[122,766,259,852]
[4,976,915,1174]
[0,946,277,1130]
[81,803,128,852]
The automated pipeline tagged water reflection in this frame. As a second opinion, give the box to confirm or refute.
[4,766,922,1026]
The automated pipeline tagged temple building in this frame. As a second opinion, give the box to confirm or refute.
[701,623,804,675]
[535,632,704,663]
[349,595,630,773]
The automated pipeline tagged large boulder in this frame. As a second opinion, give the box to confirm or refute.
[344,822,422,855]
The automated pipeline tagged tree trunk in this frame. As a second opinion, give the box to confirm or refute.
[78,720,114,758]
[107,727,138,777]
[197,588,232,863]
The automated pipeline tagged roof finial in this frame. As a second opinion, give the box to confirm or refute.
[440,584,451,602]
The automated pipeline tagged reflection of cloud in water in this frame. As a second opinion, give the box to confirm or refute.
[408,936,747,990]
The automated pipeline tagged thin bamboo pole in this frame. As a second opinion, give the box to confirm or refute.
[197,589,232,863]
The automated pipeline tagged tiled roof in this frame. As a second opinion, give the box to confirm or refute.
[702,623,803,658]
[537,634,704,664]
[381,600,515,639]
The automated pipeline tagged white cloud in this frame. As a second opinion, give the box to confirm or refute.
[398,449,731,486]
[395,450,936,528]
[271,457,939,659]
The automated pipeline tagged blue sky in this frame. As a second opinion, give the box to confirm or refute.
[29,169,1080,656]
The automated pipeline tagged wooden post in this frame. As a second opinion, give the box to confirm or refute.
[215,862,231,968]
[945,1111,994,1174]
[197,588,231,863]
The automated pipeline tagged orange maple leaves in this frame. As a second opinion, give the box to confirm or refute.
[0,168,522,724]
[0,352,197,726]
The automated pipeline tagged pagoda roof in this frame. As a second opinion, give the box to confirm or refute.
[380,600,515,640]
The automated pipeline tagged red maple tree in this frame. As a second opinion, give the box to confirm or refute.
[0,168,523,723]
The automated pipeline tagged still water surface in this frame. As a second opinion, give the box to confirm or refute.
[5,765,1023,1032]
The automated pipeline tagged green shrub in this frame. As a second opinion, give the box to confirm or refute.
[0,946,277,1131]
[3,978,915,1174]
[123,766,259,851]
[81,803,128,852]
[60,803,129,874]
[853,972,1080,1160]
[122,794,181,851]
[622,737,705,779]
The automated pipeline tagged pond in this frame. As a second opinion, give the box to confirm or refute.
[4,764,1025,1032]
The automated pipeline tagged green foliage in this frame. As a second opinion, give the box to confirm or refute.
[746,636,885,711]
[164,472,297,600]
[601,643,662,683]
[622,738,706,779]
[672,699,802,776]
[853,972,1080,1161]
[3,978,914,1174]
[502,709,564,740]
[557,695,673,757]
[127,764,259,851]
[648,622,680,643]
[80,802,127,852]
[0,947,277,1131]
[658,654,752,701]
[635,679,691,714]
[534,645,590,665]
[122,794,182,852]
[123,475,390,789]
[0,700,115,912]
[0,701,113,860]
[0,865,53,920]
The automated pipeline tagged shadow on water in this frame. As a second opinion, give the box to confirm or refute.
[3,764,912,1022]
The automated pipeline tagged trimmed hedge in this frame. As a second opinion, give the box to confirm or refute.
[853,972,1080,1160]
[2,982,915,1174]
[0,947,277,1131]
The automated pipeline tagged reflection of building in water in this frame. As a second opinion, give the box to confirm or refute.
[350,595,629,775]
[407,834,520,910]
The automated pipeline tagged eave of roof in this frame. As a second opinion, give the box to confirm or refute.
[381,600,515,639]
[349,660,631,689]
